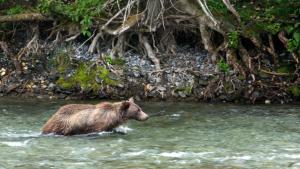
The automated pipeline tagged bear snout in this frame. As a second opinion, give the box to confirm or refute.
[138,111,149,121]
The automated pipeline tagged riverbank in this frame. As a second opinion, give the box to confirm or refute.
[0,43,297,104]
[0,1,299,103]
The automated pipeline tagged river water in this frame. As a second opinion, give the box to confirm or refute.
[0,98,300,169]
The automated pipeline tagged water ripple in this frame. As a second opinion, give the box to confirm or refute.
[1,139,31,147]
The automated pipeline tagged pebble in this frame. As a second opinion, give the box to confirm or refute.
[265,100,271,104]
[37,95,44,99]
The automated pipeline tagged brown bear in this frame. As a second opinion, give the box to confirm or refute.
[42,97,148,136]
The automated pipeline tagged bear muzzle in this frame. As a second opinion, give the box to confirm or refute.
[138,111,149,121]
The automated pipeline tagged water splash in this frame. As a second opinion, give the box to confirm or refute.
[114,126,133,134]
[1,139,31,147]
[0,131,41,138]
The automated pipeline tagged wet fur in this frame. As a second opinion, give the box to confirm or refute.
[42,99,147,136]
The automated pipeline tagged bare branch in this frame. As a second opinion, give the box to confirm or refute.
[0,13,52,22]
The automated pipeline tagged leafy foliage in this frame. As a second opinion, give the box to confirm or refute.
[228,31,239,49]
[6,5,25,15]
[288,86,300,97]
[217,58,229,73]
[38,0,105,36]
[286,23,300,54]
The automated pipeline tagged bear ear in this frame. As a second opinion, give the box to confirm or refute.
[128,97,134,103]
[120,101,130,110]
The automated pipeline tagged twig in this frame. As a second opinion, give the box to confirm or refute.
[0,13,52,22]
[101,0,138,31]
[65,33,81,42]
[260,69,290,76]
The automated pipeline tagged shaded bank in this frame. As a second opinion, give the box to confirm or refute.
[0,1,300,103]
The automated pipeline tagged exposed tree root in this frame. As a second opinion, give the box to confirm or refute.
[239,44,252,72]
[226,49,247,78]
[222,0,241,23]
[0,41,22,75]
[200,24,217,63]
[88,32,102,54]
[111,34,126,58]
[17,26,40,61]
[158,29,176,54]
[139,33,161,71]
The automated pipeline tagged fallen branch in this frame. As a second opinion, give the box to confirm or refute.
[0,13,52,23]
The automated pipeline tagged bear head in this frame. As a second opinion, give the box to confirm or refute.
[120,97,149,121]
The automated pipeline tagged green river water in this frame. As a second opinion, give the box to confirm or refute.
[0,98,300,169]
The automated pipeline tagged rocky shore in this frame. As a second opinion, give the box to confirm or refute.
[0,43,297,104]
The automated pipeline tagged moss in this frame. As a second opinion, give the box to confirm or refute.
[96,66,118,85]
[56,77,74,89]
[175,86,193,95]
[56,62,118,92]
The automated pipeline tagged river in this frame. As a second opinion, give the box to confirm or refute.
[0,98,300,169]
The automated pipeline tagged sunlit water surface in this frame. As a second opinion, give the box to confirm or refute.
[0,98,300,169]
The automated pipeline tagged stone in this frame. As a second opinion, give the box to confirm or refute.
[178,91,186,98]
[58,94,67,99]
[198,79,208,86]
[265,99,271,104]
[37,95,44,99]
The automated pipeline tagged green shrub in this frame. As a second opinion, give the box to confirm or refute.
[288,86,300,97]
[38,0,105,36]
[286,23,300,54]
[6,5,25,15]
[228,31,239,49]
[217,58,229,73]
